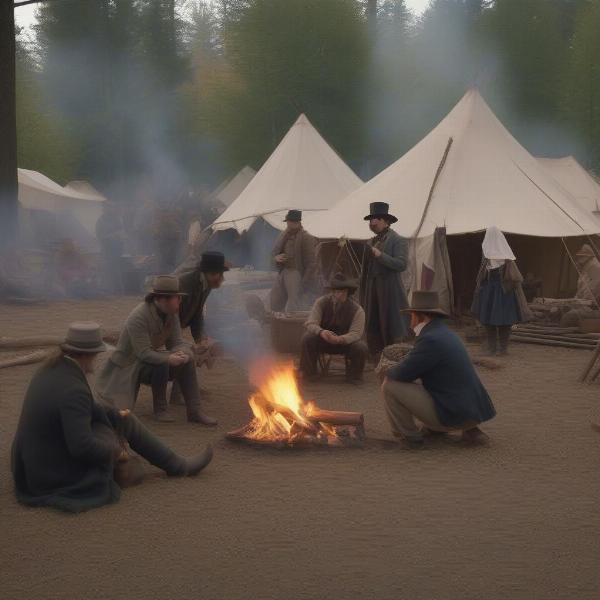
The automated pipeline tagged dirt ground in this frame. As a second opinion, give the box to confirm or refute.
[1,297,599,600]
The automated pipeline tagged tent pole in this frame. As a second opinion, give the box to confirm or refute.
[411,137,454,300]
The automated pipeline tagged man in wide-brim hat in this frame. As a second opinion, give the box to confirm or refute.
[96,275,217,425]
[300,272,368,383]
[360,202,410,358]
[382,291,496,447]
[11,322,213,513]
[270,209,317,313]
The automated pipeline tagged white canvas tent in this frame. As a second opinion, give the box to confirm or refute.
[302,89,600,241]
[304,89,600,306]
[208,166,256,211]
[211,114,362,234]
[536,156,600,216]
[19,169,106,234]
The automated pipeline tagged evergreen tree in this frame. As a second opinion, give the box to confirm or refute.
[204,0,369,171]
[563,0,600,171]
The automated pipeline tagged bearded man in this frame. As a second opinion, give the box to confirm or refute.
[359,202,409,357]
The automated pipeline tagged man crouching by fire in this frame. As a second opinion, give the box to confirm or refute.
[382,291,496,449]
[11,322,213,513]
[96,275,216,425]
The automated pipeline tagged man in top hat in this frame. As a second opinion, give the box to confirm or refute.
[300,272,368,383]
[270,209,317,313]
[382,291,496,448]
[575,243,600,302]
[11,322,213,513]
[96,275,217,425]
[168,251,228,405]
[360,202,410,358]
[176,251,228,342]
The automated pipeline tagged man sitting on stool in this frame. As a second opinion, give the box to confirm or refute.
[300,273,368,383]
[382,291,496,447]
[97,275,217,425]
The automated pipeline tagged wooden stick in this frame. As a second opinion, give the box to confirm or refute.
[582,341,600,382]
[512,332,597,346]
[0,350,50,369]
[511,336,594,350]
[306,409,364,427]
[0,330,120,350]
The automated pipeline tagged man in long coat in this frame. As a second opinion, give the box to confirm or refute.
[270,210,317,313]
[359,202,409,357]
[96,275,217,425]
[383,291,496,448]
[11,322,213,513]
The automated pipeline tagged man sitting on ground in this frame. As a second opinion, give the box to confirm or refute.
[382,291,496,447]
[300,273,368,383]
[96,275,217,425]
[11,322,213,513]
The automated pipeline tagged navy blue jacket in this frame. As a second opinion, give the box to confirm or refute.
[386,319,496,427]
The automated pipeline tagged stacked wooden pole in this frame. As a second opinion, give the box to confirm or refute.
[511,324,600,351]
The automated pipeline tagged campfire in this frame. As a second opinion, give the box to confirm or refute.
[226,362,365,448]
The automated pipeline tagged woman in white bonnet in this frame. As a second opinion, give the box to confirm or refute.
[471,227,532,355]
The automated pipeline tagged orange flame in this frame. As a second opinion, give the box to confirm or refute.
[244,361,335,442]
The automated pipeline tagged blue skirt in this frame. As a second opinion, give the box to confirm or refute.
[474,269,521,326]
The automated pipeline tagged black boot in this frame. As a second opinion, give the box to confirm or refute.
[498,326,511,355]
[485,326,497,356]
[183,445,214,476]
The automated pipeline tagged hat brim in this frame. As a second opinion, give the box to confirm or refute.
[60,342,107,354]
[400,307,449,318]
[199,265,230,273]
[364,214,398,224]
[145,291,188,301]
[284,217,302,222]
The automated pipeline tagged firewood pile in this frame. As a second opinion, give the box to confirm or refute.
[512,324,600,350]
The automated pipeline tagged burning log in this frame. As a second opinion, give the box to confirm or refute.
[226,362,365,448]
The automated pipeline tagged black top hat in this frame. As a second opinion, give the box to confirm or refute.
[400,290,449,317]
[283,209,302,222]
[199,251,229,273]
[327,272,359,292]
[364,202,398,224]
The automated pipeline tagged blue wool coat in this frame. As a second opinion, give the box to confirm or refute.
[386,319,496,427]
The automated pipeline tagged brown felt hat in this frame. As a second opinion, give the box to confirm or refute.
[61,322,107,354]
[146,275,187,299]
[327,272,359,291]
[401,290,449,317]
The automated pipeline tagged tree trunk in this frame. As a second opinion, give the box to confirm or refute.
[0,3,18,250]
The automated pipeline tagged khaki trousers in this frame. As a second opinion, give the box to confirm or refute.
[270,268,302,312]
[382,379,456,441]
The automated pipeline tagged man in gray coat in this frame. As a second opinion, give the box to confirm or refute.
[270,210,317,312]
[360,202,409,357]
[96,275,217,425]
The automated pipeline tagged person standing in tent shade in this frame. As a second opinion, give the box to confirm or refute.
[471,227,531,355]
[574,243,600,302]
[270,210,317,312]
[360,202,409,358]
